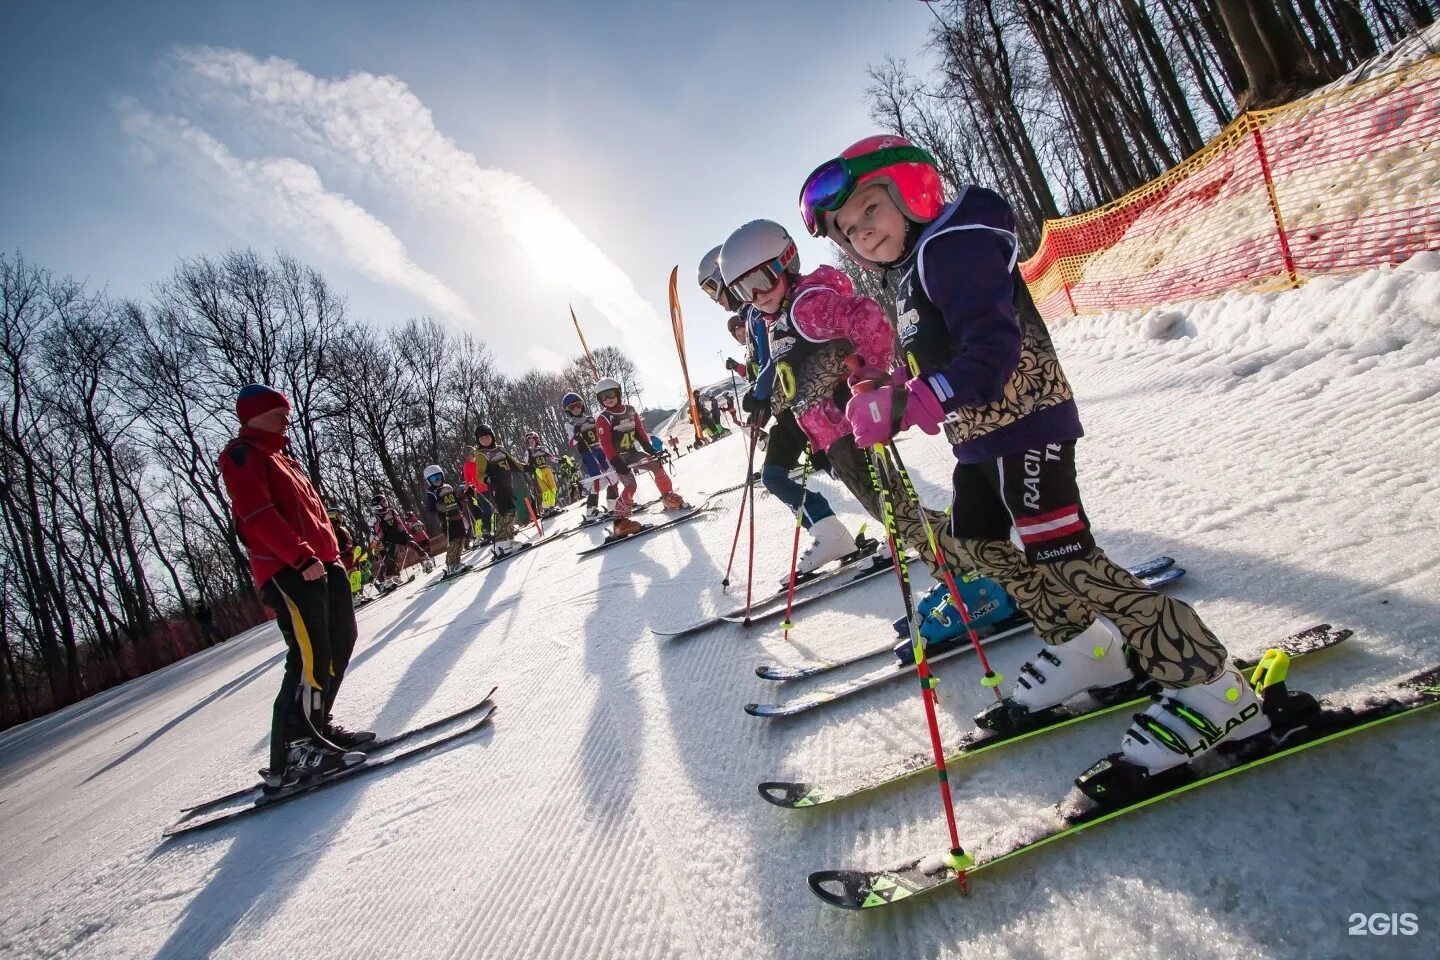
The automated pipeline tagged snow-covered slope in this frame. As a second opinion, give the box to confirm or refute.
[2,256,1437,959]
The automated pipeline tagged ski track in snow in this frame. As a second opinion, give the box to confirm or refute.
[2,257,1439,959]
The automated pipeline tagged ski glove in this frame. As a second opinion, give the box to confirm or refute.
[846,366,945,448]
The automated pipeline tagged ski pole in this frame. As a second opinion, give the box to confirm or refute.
[744,434,757,622]
[779,454,814,642]
[882,441,1003,698]
[863,440,973,890]
[722,420,762,592]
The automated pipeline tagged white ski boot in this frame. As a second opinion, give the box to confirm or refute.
[1118,666,1270,775]
[797,516,857,575]
[976,617,1137,733]
[491,540,515,561]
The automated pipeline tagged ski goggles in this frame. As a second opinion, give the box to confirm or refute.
[700,271,739,311]
[597,388,621,403]
[425,473,443,485]
[798,145,936,237]
[727,245,796,304]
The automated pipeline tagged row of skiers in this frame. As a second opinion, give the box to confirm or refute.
[554,378,688,537]
[689,133,1284,791]
[394,380,693,575]
[328,433,572,595]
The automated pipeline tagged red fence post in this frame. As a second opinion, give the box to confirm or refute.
[1249,116,1300,289]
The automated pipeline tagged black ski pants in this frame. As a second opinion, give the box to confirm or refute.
[261,562,358,771]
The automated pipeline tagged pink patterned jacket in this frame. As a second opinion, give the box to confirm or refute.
[766,265,896,451]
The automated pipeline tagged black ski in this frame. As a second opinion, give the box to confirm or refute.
[420,563,477,591]
[808,656,1439,910]
[178,686,499,815]
[760,625,1346,808]
[471,528,566,571]
[576,505,716,556]
[756,556,1176,681]
[165,694,499,837]
[745,566,1186,719]
[652,551,905,639]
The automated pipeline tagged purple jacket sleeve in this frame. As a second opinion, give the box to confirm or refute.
[915,215,1023,412]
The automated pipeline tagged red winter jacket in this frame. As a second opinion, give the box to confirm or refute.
[219,427,339,588]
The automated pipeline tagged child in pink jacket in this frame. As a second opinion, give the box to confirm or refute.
[717,218,968,577]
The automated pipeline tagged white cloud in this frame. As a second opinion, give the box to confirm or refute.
[116,98,474,324]
[526,345,571,373]
[165,47,668,375]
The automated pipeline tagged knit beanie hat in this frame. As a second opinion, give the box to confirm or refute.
[235,384,290,424]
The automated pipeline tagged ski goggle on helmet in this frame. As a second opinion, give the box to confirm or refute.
[697,245,740,311]
[594,377,622,404]
[798,136,942,240]
[719,220,800,304]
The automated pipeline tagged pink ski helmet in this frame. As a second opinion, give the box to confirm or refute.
[799,134,943,268]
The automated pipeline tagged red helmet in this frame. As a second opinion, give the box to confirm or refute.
[800,134,944,269]
[853,135,940,215]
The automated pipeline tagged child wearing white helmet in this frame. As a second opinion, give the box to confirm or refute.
[561,390,619,521]
[422,464,470,577]
[592,377,688,537]
[701,239,856,575]
[522,430,560,513]
[717,218,971,582]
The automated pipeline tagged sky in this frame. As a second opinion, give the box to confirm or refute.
[0,0,942,403]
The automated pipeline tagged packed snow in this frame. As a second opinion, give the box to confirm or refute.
[2,256,1438,959]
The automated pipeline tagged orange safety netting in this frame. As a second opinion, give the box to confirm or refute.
[1019,55,1440,321]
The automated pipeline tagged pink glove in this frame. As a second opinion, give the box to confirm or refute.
[899,376,946,436]
[846,368,947,447]
[845,366,908,448]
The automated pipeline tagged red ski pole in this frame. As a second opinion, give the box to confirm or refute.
[722,422,762,592]
[885,442,1003,697]
[779,457,814,642]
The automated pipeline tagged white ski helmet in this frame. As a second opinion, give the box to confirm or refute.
[697,244,739,311]
[594,377,622,402]
[718,220,800,304]
[424,464,443,485]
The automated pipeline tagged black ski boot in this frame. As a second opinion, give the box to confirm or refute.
[324,717,376,750]
[260,739,363,795]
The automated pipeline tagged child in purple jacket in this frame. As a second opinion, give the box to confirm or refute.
[801,134,1268,788]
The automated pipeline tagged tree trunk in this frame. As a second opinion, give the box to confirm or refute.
[1324,0,1380,62]
[1193,0,1253,97]
[1125,0,1206,155]
[1213,0,1286,107]
[1159,0,1234,127]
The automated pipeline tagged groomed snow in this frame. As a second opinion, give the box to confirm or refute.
[2,256,1438,959]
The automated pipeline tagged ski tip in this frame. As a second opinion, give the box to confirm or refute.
[758,781,818,808]
[743,703,764,717]
[807,870,870,910]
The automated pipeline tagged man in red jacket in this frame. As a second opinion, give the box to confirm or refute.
[220,384,372,792]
